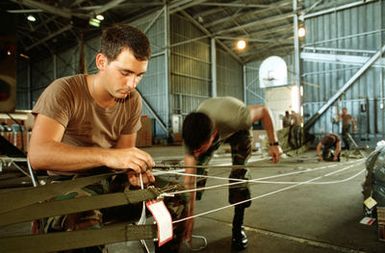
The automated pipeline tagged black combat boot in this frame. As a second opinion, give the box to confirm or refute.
[232,226,248,250]
[231,206,248,250]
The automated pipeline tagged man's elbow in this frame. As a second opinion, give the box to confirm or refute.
[28,149,48,171]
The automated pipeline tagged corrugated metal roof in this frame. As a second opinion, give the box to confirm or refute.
[1,0,367,63]
[1,0,297,63]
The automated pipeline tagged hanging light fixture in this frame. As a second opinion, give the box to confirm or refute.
[89,18,101,27]
[236,39,246,50]
[27,15,36,22]
[96,14,104,21]
[298,27,306,37]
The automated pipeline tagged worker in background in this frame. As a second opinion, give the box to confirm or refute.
[29,24,185,253]
[339,107,355,150]
[288,110,303,149]
[316,133,341,162]
[282,110,292,128]
[182,96,281,251]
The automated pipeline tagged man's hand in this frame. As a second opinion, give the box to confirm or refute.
[127,169,155,187]
[106,147,155,173]
[268,145,281,163]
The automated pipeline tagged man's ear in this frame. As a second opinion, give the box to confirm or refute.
[210,128,218,141]
[95,53,107,70]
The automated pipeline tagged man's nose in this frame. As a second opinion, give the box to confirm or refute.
[126,75,137,89]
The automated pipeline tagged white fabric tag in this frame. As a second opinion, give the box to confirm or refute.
[364,197,377,209]
[146,200,173,246]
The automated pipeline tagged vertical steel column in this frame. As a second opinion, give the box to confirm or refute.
[164,5,171,136]
[243,65,247,103]
[293,0,302,115]
[53,54,57,79]
[380,0,385,140]
[27,62,31,108]
[211,38,217,97]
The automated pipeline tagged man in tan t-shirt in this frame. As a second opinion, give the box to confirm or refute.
[29,24,184,252]
[182,96,281,250]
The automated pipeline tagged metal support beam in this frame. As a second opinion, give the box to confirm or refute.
[11,0,72,18]
[179,10,242,64]
[211,38,217,97]
[138,90,168,135]
[216,13,293,35]
[165,5,171,136]
[93,0,126,15]
[304,0,375,19]
[304,44,385,131]
[169,0,207,14]
[25,25,72,51]
[293,0,301,114]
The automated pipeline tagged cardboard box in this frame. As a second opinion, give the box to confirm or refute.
[136,115,153,147]
[377,207,385,242]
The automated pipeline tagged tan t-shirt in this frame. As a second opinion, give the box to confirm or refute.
[32,74,142,149]
[197,96,252,141]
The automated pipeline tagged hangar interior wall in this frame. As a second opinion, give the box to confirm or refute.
[15,9,244,140]
[302,0,385,147]
[15,0,384,148]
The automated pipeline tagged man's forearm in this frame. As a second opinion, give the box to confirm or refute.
[261,109,278,144]
[29,141,108,171]
[184,155,197,189]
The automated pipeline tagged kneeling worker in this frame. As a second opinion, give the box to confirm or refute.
[316,133,341,161]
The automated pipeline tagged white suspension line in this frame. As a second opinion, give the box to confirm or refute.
[156,159,365,197]
[159,166,364,186]
[172,162,366,224]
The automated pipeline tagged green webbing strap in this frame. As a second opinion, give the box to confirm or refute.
[0,187,161,227]
[0,223,157,253]
[0,172,117,214]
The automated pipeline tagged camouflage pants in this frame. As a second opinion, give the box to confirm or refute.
[196,129,252,208]
[33,173,187,253]
[342,124,351,150]
[288,125,303,149]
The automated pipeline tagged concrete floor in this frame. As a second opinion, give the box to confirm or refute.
[1,145,385,253]
[140,145,385,253]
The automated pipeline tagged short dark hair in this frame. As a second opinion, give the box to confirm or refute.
[182,112,214,152]
[100,24,151,62]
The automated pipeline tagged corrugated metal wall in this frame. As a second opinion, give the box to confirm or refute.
[16,60,30,109]
[134,10,169,137]
[170,14,211,117]
[170,14,243,134]
[216,48,243,99]
[16,10,170,137]
[15,9,253,139]
[302,0,385,147]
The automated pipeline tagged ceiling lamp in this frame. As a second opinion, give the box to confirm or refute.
[96,14,104,21]
[236,39,246,50]
[298,27,306,37]
[89,18,101,27]
[27,15,36,22]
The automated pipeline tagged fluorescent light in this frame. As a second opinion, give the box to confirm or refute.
[96,14,104,21]
[27,15,36,22]
[89,18,100,27]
